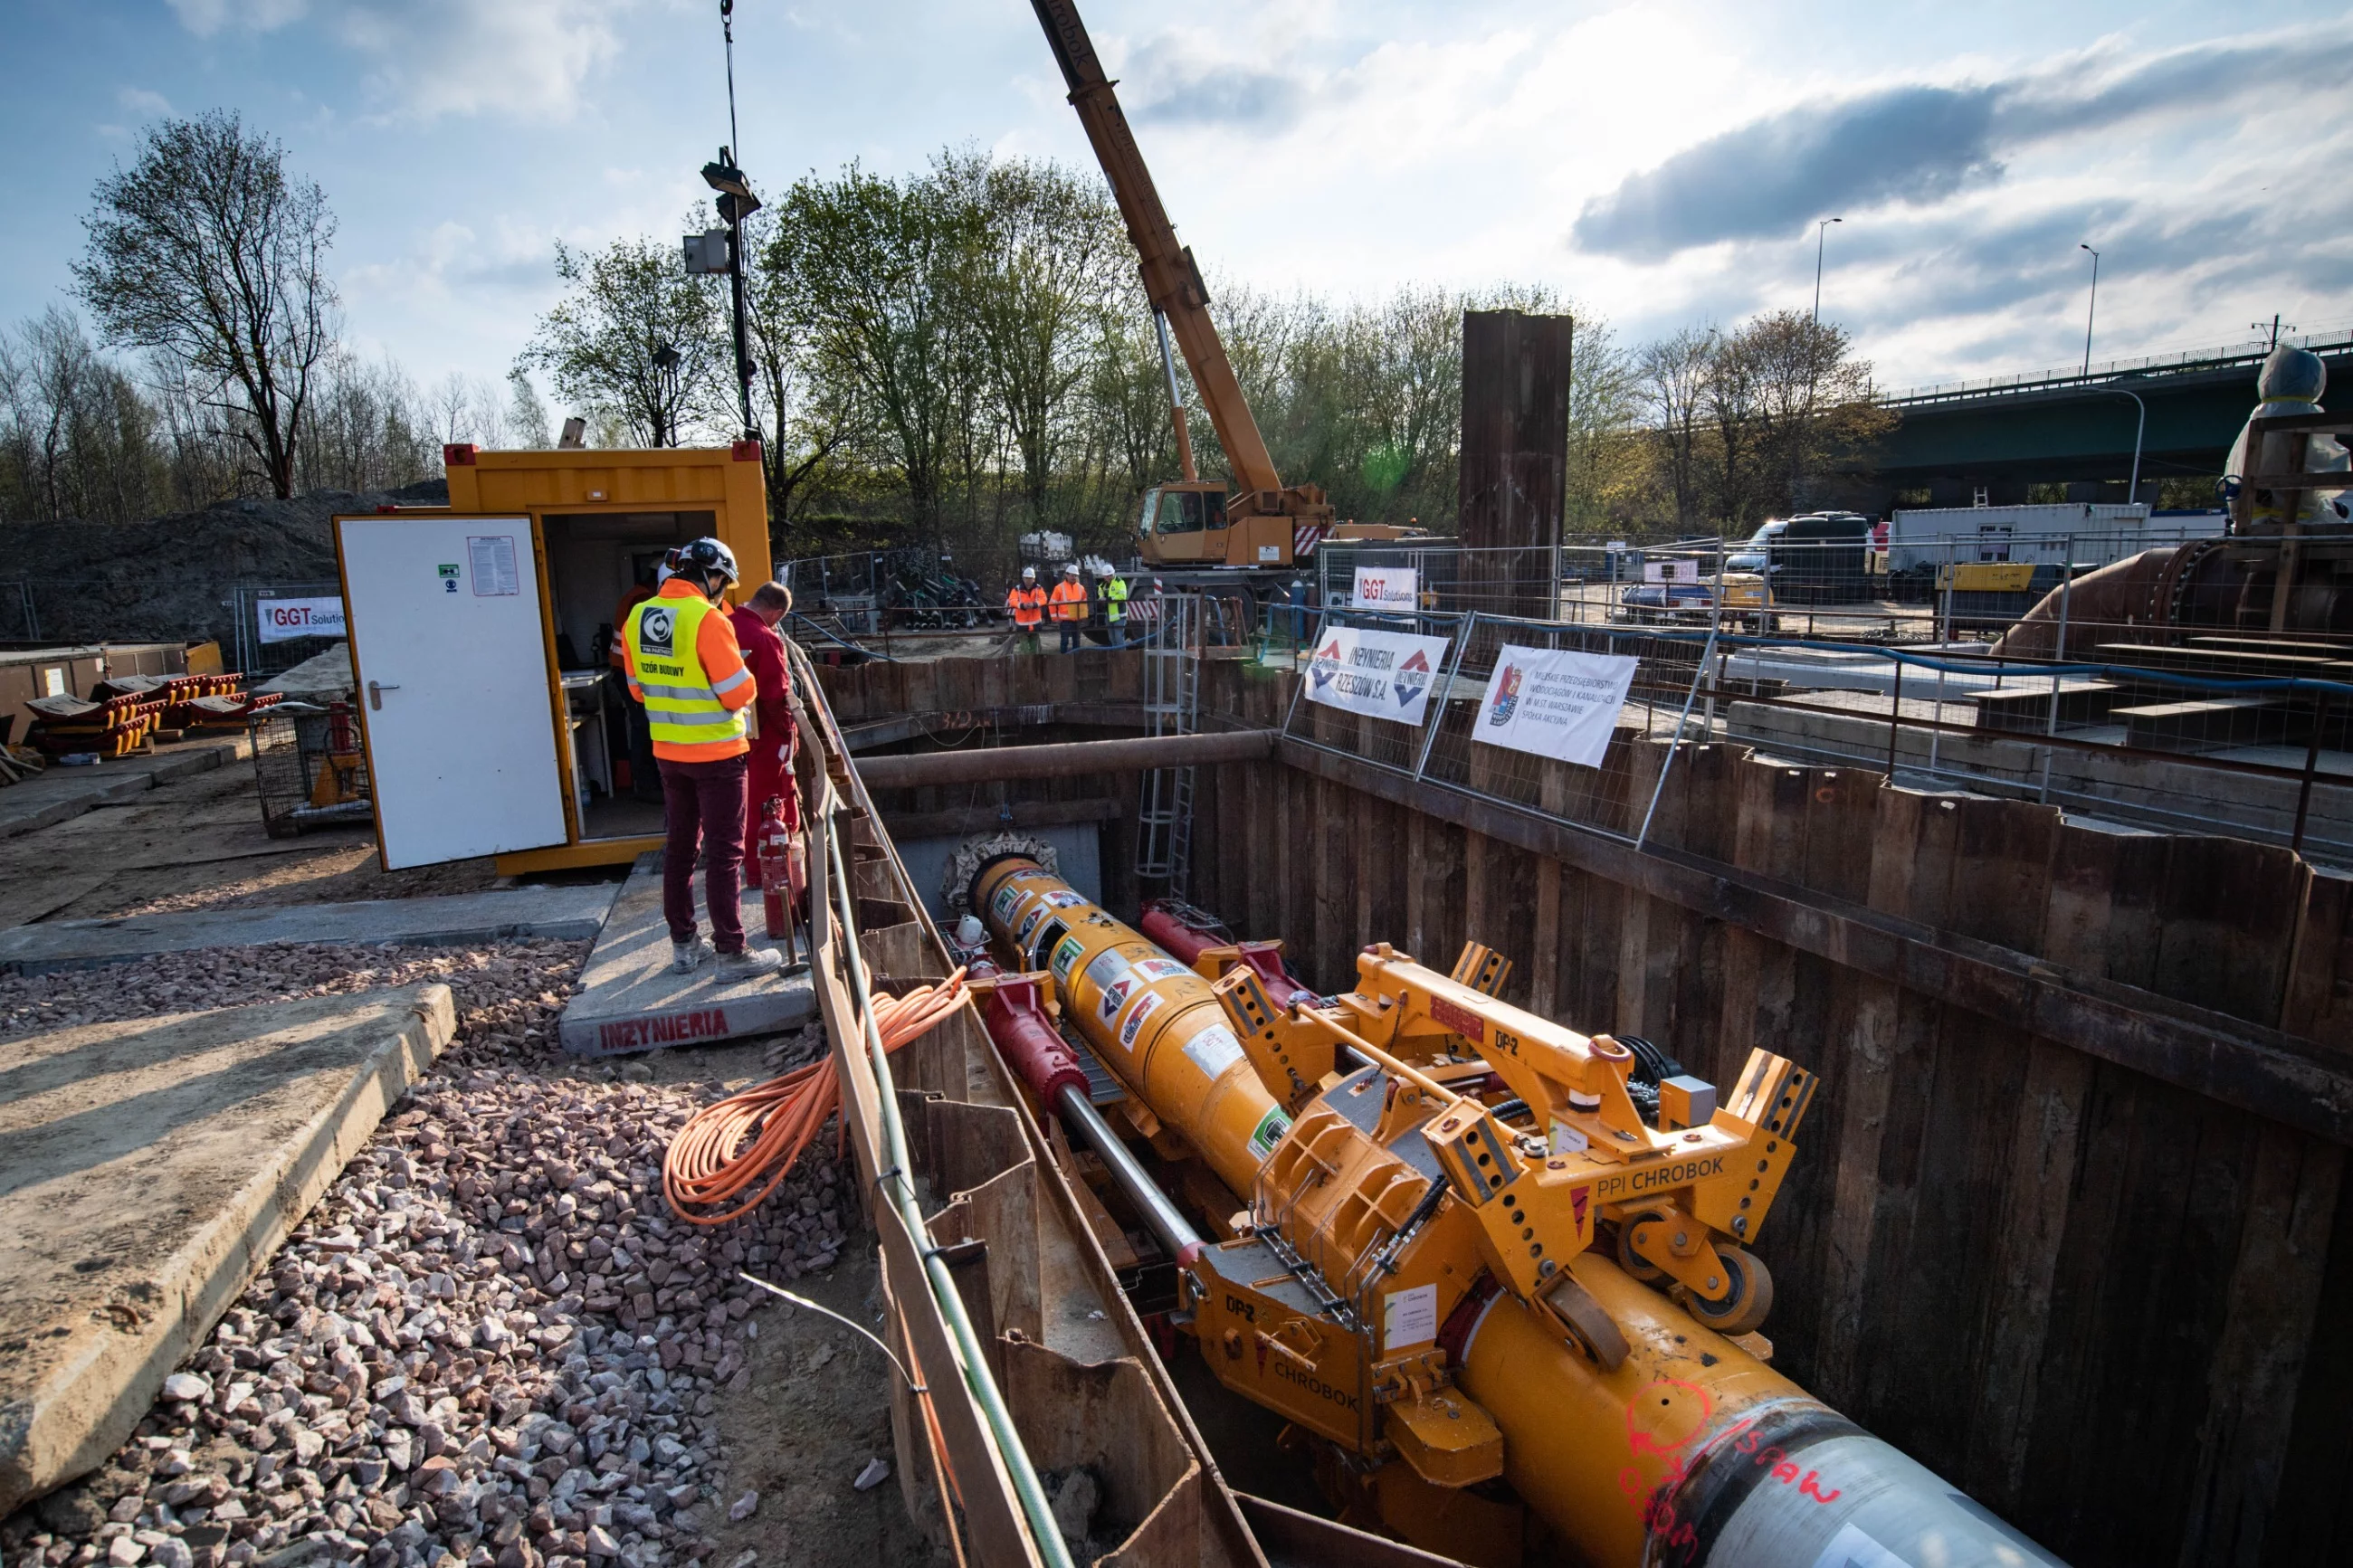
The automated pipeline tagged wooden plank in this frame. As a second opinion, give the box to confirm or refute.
[2174,1129,2342,1566]
[882,798,1121,840]
[1799,767,1879,904]
[2150,838,2309,1028]
[2267,1174,2353,1561]
[1278,738,2353,1146]
[1946,794,2060,953]
[2278,867,2353,1059]
[1805,975,1905,1412]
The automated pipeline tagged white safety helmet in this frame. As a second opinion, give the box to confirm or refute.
[1062,562,1081,576]
[1022,565,1037,580]
[676,536,739,585]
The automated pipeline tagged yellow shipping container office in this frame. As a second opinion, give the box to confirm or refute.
[335,443,773,878]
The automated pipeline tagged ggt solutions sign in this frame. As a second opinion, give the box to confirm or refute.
[256,596,348,643]
[1351,567,1418,613]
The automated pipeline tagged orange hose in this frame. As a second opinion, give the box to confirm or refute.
[663,970,967,1225]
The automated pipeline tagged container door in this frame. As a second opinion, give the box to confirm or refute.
[337,512,567,869]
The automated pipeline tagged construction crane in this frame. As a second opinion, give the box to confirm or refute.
[1029,0,1435,610]
[963,854,2069,1568]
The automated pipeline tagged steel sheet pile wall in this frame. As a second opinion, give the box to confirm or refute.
[1171,663,2353,1568]
[1459,309,1572,621]
[790,643,1271,1568]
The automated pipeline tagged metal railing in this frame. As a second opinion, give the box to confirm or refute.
[1883,325,2353,406]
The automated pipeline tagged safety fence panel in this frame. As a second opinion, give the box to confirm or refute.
[1705,637,2353,868]
[1281,604,1714,845]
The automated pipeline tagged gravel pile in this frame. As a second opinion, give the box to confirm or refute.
[1,942,859,1568]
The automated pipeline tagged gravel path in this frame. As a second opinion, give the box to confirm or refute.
[1,941,864,1568]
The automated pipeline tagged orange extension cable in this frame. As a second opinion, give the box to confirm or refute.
[662,969,967,1226]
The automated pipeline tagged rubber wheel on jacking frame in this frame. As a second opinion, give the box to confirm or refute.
[1615,1207,1673,1285]
[1675,1244,1774,1337]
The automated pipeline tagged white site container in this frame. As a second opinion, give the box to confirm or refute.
[1886,502,2223,574]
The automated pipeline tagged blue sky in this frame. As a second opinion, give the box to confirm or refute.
[5,0,2350,407]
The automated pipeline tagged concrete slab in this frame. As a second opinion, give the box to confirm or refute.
[558,853,814,1057]
[0,739,243,841]
[0,884,621,975]
[0,984,456,1514]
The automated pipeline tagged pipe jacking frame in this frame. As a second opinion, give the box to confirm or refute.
[964,853,2067,1568]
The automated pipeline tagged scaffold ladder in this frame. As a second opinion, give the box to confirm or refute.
[1135,594,1200,899]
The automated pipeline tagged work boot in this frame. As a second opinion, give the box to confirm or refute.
[714,946,785,981]
[670,936,715,974]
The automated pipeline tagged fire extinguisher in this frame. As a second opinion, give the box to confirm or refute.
[756,788,808,951]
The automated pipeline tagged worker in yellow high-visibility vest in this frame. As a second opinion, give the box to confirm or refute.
[1049,562,1089,653]
[624,536,785,980]
[1098,563,1130,649]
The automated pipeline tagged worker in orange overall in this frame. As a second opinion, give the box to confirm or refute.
[1005,565,1046,655]
[1049,562,1090,652]
[727,580,797,873]
[624,537,784,981]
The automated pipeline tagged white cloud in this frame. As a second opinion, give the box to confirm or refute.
[164,0,309,38]
[332,0,635,122]
[115,87,175,119]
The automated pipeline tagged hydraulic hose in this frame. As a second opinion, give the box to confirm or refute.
[826,818,1074,1568]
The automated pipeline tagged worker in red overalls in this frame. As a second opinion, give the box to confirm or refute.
[727,580,797,873]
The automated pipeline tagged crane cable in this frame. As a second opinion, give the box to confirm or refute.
[662,969,968,1226]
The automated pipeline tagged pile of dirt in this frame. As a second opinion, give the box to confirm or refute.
[2,480,447,649]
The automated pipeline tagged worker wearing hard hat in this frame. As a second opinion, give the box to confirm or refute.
[727,579,797,876]
[1098,562,1130,649]
[1049,562,1089,653]
[1006,565,1046,655]
[624,536,785,981]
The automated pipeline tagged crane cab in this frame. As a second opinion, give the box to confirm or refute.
[1138,480,1330,568]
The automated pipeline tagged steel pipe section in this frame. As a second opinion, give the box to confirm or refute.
[855,729,1273,790]
[1054,1085,1206,1267]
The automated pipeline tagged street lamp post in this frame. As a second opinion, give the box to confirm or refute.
[1813,217,1843,325]
[2080,243,2100,375]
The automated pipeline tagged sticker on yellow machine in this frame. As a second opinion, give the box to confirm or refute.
[1051,936,1085,982]
[1248,1107,1291,1158]
[1016,906,1047,945]
[1131,958,1190,983]
[1119,992,1165,1052]
[1098,975,1138,1022]
[991,884,1024,923]
[1382,1283,1438,1352]
[1083,948,1134,990]
[1181,1023,1246,1079]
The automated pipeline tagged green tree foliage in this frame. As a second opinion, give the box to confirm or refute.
[524,237,728,448]
[71,111,338,499]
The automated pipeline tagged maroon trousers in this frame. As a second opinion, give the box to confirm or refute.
[658,754,748,954]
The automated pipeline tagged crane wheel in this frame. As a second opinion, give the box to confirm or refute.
[1614,1208,1673,1285]
[1676,1245,1774,1336]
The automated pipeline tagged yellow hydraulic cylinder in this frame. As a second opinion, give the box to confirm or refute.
[971,857,1293,1197]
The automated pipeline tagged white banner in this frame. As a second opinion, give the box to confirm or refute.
[1643,559,1699,584]
[1306,626,1451,727]
[1351,566,1418,612]
[1474,644,1638,769]
[256,596,347,643]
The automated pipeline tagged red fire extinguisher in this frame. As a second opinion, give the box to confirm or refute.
[756,787,808,952]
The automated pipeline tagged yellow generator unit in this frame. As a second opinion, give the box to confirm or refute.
[967,854,2067,1568]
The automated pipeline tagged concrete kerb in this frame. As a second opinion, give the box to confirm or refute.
[0,884,624,976]
[0,740,244,841]
[0,984,458,1516]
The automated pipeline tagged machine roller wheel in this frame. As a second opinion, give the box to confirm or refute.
[1675,1244,1774,1336]
[1614,1207,1673,1285]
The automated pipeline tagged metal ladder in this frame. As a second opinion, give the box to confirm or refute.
[1135,593,1200,899]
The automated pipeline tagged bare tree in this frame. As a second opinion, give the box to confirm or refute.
[72,111,336,499]
[525,237,727,448]
[1639,328,1716,532]
[501,366,553,450]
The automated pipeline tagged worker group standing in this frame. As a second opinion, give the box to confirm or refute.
[622,537,788,981]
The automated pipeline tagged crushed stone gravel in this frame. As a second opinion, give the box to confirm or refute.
[2,940,859,1568]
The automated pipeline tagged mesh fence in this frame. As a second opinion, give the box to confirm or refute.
[1282,604,1714,844]
[1704,638,2353,867]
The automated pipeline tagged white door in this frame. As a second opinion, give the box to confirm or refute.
[338,513,568,869]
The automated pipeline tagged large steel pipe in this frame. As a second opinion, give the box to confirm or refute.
[856,728,1273,790]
